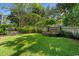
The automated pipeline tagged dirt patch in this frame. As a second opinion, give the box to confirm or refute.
[0,35,5,40]
[7,31,20,36]
[0,31,19,40]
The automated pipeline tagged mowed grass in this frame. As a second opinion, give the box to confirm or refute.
[0,33,79,56]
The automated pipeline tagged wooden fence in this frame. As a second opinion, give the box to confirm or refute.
[61,26,79,38]
[42,26,79,38]
[42,26,61,35]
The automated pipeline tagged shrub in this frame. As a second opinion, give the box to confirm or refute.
[17,26,35,33]
[0,28,4,33]
[0,24,9,35]
[36,18,56,27]
[34,26,43,33]
[0,28,7,35]
[17,27,27,33]
[17,26,43,33]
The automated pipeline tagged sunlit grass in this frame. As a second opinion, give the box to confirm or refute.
[0,33,79,56]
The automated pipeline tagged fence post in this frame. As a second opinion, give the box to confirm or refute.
[47,26,50,32]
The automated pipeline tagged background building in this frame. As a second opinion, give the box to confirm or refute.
[0,12,10,25]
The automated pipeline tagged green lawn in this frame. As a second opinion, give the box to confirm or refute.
[0,33,79,56]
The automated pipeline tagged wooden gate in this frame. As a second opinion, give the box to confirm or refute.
[42,26,61,35]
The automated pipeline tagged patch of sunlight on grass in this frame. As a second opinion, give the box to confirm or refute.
[49,44,54,50]
[0,46,15,56]
[55,47,61,52]
[20,50,46,56]
[0,33,79,56]
[19,33,39,36]
[23,41,37,48]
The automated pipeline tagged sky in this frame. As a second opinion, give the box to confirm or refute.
[0,3,57,15]
[42,3,57,8]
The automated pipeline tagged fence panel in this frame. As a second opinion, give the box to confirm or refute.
[61,26,79,38]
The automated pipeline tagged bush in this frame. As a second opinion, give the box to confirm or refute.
[36,18,56,27]
[17,26,43,33]
[0,28,4,33]
[34,26,43,33]
[17,26,35,33]
[0,24,9,29]
[0,24,9,35]
[0,28,7,35]
[17,27,27,33]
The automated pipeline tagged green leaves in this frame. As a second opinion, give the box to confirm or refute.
[63,4,79,26]
[36,17,56,27]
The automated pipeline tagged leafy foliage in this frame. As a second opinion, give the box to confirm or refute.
[63,4,79,26]
[0,24,9,34]
[36,17,56,27]
[17,26,35,33]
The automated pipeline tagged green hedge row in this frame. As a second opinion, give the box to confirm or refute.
[17,26,42,33]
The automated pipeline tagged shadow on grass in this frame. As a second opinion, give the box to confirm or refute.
[0,34,62,56]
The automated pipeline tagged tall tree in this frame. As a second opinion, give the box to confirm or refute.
[11,3,32,27]
[31,3,45,17]
[57,3,76,13]
[63,4,79,26]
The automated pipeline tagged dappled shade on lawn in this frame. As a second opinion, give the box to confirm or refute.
[0,33,79,56]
